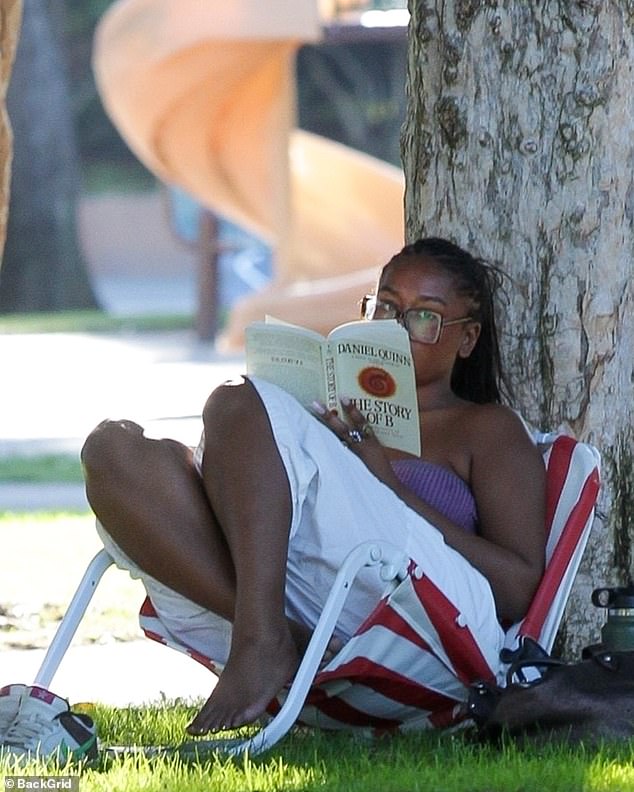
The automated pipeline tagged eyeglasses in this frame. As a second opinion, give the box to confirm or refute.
[361,295,473,345]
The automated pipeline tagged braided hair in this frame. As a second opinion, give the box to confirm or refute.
[387,237,510,405]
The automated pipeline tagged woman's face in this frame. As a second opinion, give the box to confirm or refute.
[375,255,481,389]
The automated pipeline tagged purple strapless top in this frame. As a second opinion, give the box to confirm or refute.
[390,459,478,534]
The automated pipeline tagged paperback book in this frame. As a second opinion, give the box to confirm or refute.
[245,317,420,455]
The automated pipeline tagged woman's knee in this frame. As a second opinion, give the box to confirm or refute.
[80,418,146,480]
[202,378,261,435]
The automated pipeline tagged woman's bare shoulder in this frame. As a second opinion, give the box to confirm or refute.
[462,402,539,457]
[462,401,529,431]
[464,403,546,529]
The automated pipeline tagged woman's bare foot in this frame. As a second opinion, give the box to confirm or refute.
[186,620,345,736]
[186,625,299,735]
[318,636,344,670]
[288,619,343,666]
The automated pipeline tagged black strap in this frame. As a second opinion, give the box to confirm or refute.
[500,636,565,687]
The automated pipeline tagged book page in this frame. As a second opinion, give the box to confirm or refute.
[329,320,420,456]
[245,322,329,407]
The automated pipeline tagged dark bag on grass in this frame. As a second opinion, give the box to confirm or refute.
[466,638,634,744]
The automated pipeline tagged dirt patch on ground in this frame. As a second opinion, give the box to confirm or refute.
[0,513,145,650]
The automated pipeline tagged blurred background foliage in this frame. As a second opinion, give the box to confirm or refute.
[65,0,155,187]
[0,0,407,314]
[66,0,408,176]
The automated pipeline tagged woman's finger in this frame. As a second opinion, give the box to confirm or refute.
[339,396,366,425]
[312,399,376,447]
[311,401,350,439]
[340,397,377,441]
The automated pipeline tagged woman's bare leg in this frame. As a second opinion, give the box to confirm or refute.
[82,379,302,733]
[186,379,299,733]
[81,420,236,620]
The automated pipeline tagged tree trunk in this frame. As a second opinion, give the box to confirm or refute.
[403,1,634,657]
[0,0,98,312]
[0,0,21,262]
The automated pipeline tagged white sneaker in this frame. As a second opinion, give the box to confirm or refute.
[0,685,97,763]
[0,684,26,743]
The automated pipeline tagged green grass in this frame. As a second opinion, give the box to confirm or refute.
[2,705,634,791]
[3,510,634,789]
[0,310,194,335]
[0,454,84,483]
[1,511,143,649]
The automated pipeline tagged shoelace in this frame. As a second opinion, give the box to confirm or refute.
[3,713,58,748]
[0,703,21,734]
[0,715,18,735]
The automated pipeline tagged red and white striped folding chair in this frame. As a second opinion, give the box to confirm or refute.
[503,432,601,655]
[31,432,600,756]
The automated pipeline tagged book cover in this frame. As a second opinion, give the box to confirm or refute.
[245,318,420,455]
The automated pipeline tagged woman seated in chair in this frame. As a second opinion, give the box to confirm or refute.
[81,237,546,735]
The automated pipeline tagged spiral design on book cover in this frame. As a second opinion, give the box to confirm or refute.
[358,366,397,398]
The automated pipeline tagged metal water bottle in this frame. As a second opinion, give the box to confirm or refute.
[592,585,634,651]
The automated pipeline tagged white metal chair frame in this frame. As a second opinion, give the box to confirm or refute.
[29,432,601,756]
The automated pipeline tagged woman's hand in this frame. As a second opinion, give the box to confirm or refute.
[312,398,399,486]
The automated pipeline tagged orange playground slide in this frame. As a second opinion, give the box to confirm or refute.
[93,0,405,346]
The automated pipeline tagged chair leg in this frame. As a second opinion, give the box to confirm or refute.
[33,548,114,689]
[190,541,409,757]
[32,541,407,756]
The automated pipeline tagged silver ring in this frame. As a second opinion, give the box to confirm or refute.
[347,429,364,444]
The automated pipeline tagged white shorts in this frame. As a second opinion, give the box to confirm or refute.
[98,376,504,672]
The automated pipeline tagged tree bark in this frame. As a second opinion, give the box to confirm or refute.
[403,0,634,656]
[0,0,98,312]
[0,0,22,262]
